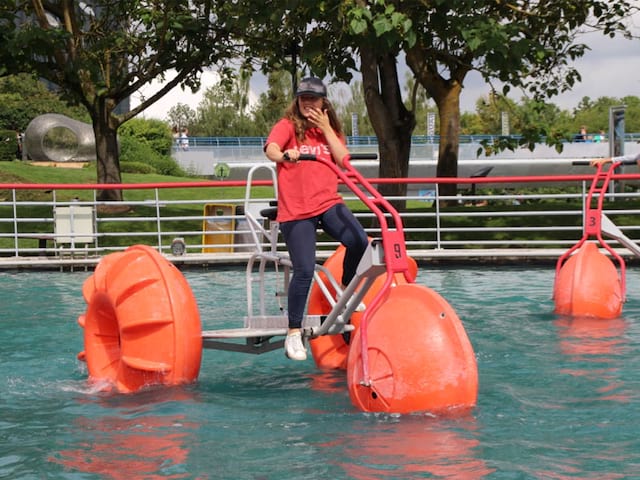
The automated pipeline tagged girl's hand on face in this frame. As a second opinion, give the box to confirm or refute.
[308,107,330,130]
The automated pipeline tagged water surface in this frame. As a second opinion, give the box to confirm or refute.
[1,266,639,479]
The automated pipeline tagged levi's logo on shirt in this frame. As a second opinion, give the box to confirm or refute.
[299,144,331,156]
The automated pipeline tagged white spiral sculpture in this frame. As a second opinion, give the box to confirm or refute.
[23,113,96,162]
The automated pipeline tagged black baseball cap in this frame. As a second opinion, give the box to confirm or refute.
[295,77,327,98]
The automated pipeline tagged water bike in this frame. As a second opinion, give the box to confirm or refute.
[554,156,640,318]
[77,153,478,414]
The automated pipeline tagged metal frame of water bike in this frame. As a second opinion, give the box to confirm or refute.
[201,152,413,383]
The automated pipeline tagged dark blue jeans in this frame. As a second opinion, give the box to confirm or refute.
[279,203,368,329]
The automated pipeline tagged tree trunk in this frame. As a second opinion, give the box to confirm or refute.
[435,86,462,201]
[92,99,123,202]
[406,48,468,205]
[359,47,415,212]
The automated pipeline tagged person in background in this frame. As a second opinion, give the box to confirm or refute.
[179,128,189,150]
[172,126,180,148]
[264,77,369,361]
[593,130,606,143]
[576,125,588,142]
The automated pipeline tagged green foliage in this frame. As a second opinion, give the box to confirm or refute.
[118,135,186,177]
[4,2,240,197]
[334,80,375,136]
[250,71,292,136]
[149,155,187,177]
[4,73,640,148]
[119,117,173,156]
[192,74,264,137]
[0,129,18,161]
[121,161,157,174]
[337,0,639,182]
[166,103,197,132]
[0,74,89,131]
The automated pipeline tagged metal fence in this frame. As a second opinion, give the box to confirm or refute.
[2,170,640,265]
[182,133,640,148]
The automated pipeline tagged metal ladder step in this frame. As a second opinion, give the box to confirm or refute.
[201,314,354,340]
[202,327,288,339]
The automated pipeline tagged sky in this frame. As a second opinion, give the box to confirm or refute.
[133,15,640,121]
[458,27,640,112]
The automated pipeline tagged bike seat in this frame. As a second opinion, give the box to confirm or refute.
[260,200,278,220]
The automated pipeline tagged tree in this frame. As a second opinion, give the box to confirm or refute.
[619,96,640,133]
[0,73,89,131]
[279,0,636,202]
[166,103,198,133]
[473,93,515,135]
[234,1,418,209]
[193,74,258,136]
[358,47,415,207]
[397,0,639,197]
[250,71,292,136]
[333,80,374,137]
[118,118,173,157]
[4,1,234,200]
[405,75,437,138]
[514,98,573,142]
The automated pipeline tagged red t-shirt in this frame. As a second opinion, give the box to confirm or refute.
[265,118,344,222]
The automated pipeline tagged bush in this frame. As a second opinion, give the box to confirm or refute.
[148,154,186,176]
[0,129,18,161]
[119,117,173,155]
[121,161,156,174]
[119,134,186,177]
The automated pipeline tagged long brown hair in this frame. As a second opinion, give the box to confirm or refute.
[284,97,344,143]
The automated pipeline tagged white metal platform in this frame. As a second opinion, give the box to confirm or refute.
[201,315,355,354]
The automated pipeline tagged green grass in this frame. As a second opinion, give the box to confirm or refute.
[0,160,275,250]
[0,160,269,202]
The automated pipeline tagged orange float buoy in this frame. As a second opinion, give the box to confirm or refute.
[347,283,478,414]
[553,242,622,319]
[77,245,202,393]
[307,245,418,369]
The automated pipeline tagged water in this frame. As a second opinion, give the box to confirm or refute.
[1,265,640,479]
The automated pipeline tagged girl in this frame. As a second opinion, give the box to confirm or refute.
[264,77,368,361]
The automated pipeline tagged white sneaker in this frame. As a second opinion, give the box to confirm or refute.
[284,331,307,361]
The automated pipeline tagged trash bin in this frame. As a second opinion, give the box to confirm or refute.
[233,206,255,253]
[469,166,493,205]
[202,204,235,253]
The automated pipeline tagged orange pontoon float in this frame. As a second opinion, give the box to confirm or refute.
[307,244,418,370]
[554,156,640,318]
[77,154,478,414]
[78,244,202,393]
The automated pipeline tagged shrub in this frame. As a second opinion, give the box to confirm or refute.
[0,129,18,161]
[148,154,186,176]
[119,117,173,155]
[119,134,186,177]
[121,161,156,174]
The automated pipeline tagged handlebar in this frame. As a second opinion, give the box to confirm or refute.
[298,153,378,161]
[572,158,638,167]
